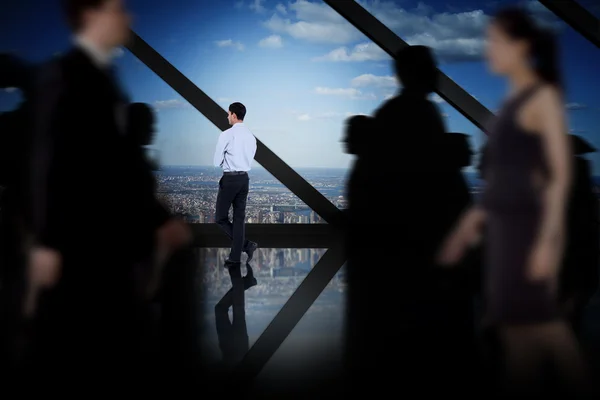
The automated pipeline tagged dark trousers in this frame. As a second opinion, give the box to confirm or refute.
[215,173,250,263]
[215,263,249,363]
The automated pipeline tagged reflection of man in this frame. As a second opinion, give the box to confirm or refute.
[213,102,258,267]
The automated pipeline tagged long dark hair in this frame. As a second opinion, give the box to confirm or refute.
[492,7,562,90]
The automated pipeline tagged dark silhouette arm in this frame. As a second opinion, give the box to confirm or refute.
[30,62,74,250]
[151,198,172,229]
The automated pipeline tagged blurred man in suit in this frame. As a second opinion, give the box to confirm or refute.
[27,0,152,379]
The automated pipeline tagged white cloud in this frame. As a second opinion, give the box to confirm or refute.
[275,3,287,14]
[268,0,561,64]
[2,87,18,93]
[315,87,360,97]
[215,39,245,51]
[314,86,375,100]
[350,74,398,88]
[313,42,389,62]
[295,111,351,121]
[258,34,284,48]
[522,0,564,31]
[566,102,587,111]
[154,99,189,110]
[430,93,445,103]
[249,0,266,13]
[262,1,361,44]
[234,1,244,10]
[112,47,124,58]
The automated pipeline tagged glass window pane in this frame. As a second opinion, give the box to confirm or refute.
[0,3,68,112]
[360,1,600,173]
[116,50,330,223]
[127,0,396,207]
[199,247,333,364]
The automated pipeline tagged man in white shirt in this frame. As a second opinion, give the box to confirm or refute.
[214,102,258,267]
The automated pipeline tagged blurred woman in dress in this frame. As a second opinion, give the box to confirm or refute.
[438,7,589,397]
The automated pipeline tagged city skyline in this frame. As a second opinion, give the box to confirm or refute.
[1,0,600,172]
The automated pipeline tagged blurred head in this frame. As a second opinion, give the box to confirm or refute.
[486,7,561,88]
[127,103,155,146]
[394,45,437,94]
[228,102,246,125]
[62,0,131,48]
[343,115,373,155]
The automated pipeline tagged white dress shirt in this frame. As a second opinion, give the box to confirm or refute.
[213,122,257,172]
[74,35,114,69]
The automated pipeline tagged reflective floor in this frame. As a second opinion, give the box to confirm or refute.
[194,245,600,391]
[198,247,346,380]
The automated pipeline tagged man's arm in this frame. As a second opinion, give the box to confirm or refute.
[24,61,71,316]
[30,61,73,250]
[213,130,230,167]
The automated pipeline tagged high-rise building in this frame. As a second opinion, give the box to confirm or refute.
[258,209,264,223]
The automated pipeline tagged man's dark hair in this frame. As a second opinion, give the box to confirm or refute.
[62,0,109,31]
[394,45,437,94]
[229,102,246,121]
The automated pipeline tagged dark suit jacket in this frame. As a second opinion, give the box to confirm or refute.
[30,47,155,261]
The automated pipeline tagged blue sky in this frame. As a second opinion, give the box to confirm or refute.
[1,0,600,173]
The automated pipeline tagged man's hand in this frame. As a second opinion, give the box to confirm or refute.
[23,247,62,318]
[142,219,192,301]
[28,246,62,288]
[158,219,192,251]
[436,209,483,266]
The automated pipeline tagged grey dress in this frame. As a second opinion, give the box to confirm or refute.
[481,84,562,325]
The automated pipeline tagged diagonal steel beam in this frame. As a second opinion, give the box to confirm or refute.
[230,240,347,382]
[538,0,600,49]
[324,0,494,133]
[125,32,344,226]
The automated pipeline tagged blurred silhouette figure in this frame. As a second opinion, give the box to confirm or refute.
[438,8,590,397]
[344,45,476,395]
[127,102,159,169]
[215,262,257,365]
[560,135,599,337]
[27,0,159,380]
[125,102,191,300]
[0,53,36,372]
[125,102,193,369]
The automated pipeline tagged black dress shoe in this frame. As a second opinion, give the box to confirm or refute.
[242,263,257,288]
[244,241,258,262]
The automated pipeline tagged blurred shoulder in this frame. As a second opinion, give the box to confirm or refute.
[532,84,562,110]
